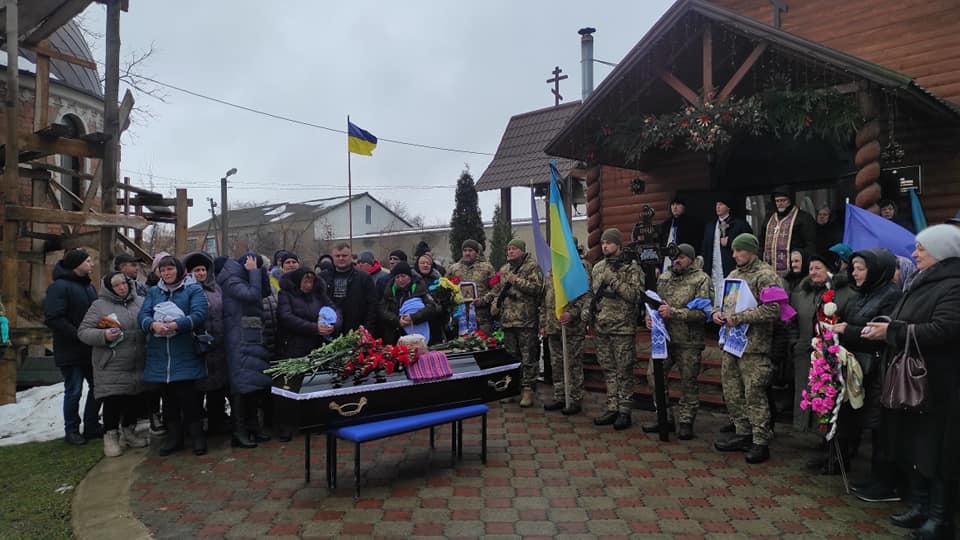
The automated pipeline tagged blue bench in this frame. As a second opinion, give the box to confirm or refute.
[325,404,489,499]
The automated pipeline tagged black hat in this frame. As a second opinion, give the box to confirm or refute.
[279,252,300,266]
[213,256,228,275]
[414,241,431,258]
[391,261,413,277]
[809,252,841,274]
[113,252,143,270]
[388,249,408,262]
[358,251,376,265]
[772,185,791,198]
[670,195,687,206]
[62,248,90,270]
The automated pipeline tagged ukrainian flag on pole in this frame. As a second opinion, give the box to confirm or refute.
[548,161,589,318]
[347,121,377,156]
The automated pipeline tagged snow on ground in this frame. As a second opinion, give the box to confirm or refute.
[0,383,88,447]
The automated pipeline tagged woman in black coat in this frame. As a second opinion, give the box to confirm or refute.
[834,248,900,501]
[864,225,960,538]
[380,262,437,345]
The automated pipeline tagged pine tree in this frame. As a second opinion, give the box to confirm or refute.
[448,170,486,262]
[489,203,513,269]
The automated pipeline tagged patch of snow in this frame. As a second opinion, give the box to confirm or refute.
[264,205,287,216]
[55,484,74,494]
[0,382,88,447]
[269,211,294,223]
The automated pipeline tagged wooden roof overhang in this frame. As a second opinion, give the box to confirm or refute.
[545,0,960,169]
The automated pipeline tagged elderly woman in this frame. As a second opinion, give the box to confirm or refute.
[380,261,437,344]
[833,249,901,502]
[78,272,147,457]
[414,253,449,344]
[894,255,918,292]
[864,224,960,538]
[138,255,208,456]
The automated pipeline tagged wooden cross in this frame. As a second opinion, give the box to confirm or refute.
[546,66,568,106]
[769,0,788,28]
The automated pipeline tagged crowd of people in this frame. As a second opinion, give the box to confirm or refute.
[42,188,960,538]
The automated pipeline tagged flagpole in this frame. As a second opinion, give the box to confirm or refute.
[561,324,572,408]
[347,115,354,244]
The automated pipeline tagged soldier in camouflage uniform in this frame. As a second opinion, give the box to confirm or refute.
[541,255,592,416]
[485,239,544,407]
[583,228,643,430]
[711,233,783,464]
[447,239,496,334]
[642,243,713,440]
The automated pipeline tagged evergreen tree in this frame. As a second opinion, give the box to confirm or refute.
[448,170,486,262]
[489,203,514,269]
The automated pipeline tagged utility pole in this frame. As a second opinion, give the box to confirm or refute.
[206,197,219,255]
[220,168,237,257]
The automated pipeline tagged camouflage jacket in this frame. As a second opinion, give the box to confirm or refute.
[584,255,643,335]
[724,257,783,355]
[487,253,543,328]
[447,259,496,301]
[655,257,713,349]
[540,259,592,335]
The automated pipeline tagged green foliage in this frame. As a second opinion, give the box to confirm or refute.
[448,170,486,262]
[0,438,102,540]
[489,204,513,269]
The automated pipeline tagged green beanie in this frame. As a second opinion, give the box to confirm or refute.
[601,227,623,246]
[731,233,759,254]
[507,238,526,252]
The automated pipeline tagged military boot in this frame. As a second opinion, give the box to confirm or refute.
[613,412,632,430]
[745,443,770,464]
[519,388,535,408]
[593,411,618,426]
[714,434,752,452]
[561,401,582,416]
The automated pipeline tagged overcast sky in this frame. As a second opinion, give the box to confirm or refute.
[81,1,674,227]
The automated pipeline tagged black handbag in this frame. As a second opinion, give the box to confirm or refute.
[880,323,929,412]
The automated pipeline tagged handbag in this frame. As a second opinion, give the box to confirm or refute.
[880,323,929,412]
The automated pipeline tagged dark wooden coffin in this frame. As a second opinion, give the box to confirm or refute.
[271,350,520,432]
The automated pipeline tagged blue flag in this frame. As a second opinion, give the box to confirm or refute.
[530,185,552,275]
[843,203,915,258]
[548,162,590,317]
[909,189,928,232]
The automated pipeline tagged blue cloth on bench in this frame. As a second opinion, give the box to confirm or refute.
[333,404,489,443]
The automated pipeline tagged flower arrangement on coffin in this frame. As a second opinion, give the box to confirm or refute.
[799,290,845,438]
[265,326,415,388]
[431,329,502,353]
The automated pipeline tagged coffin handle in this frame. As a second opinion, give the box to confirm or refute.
[328,396,368,417]
[487,375,512,392]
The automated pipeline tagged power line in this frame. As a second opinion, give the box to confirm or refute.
[119,168,456,191]
[129,74,495,156]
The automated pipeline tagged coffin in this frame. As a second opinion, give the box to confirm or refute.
[271,349,520,432]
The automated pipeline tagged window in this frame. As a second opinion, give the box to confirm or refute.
[365,205,372,225]
[59,115,85,211]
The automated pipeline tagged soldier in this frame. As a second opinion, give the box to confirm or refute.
[711,233,782,464]
[486,239,544,407]
[447,239,496,334]
[583,228,643,430]
[541,254,592,416]
[642,243,712,440]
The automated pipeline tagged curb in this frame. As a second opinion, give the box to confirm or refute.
[72,446,152,540]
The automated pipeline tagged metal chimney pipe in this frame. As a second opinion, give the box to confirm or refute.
[579,27,596,100]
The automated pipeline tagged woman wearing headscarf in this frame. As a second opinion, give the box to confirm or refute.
[414,253,448,344]
[217,252,273,448]
[138,255,208,456]
[783,250,810,295]
[832,248,901,502]
[183,251,230,435]
[380,261,437,345]
[789,253,853,442]
[78,271,147,457]
[864,225,960,538]
[894,255,918,292]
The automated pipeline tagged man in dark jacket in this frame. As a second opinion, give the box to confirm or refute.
[114,252,147,296]
[659,196,703,273]
[759,185,817,276]
[702,195,752,304]
[44,248,101,445]
[321,243,378,333]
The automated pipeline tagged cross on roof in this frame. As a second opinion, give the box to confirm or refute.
[769,0,788,28]
[546,66,568,106]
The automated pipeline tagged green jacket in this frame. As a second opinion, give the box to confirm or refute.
[447,259,496,301]
[655,257,713,349]
[584,254,643,335]
[487,253,543,328]
[724,257,783,355]
[541,259,592,335]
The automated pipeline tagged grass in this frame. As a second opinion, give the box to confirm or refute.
[0,438,102,540]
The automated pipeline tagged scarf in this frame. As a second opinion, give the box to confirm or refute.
[645,291,670,359]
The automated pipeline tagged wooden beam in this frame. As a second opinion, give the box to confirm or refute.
[718,43,768,102]
[116,232,152,262]
[47,178,85,208]
[80,90,134,214]
[101,0,122,274]
[0,249,46,265]
[33,47,50,130]
[174,189,188,255]
[48,231,100,252]
[118,198,193,207]
[703,25,713,95]
[2,0,20,406]
[5,205,150,229]
[117,183,162,196]
[17,133,105,159]
[659,71,699,105]
[30,161,96,180]
[15,166,51,180]
[22,0,94,46]
[24,43,98,70]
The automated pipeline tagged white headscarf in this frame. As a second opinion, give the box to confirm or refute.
[916,224,960,262]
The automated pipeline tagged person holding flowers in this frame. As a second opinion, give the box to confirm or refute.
[380,261,438,345]
[414,253,452,344]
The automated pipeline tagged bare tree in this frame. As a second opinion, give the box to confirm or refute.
[383,199,425,228]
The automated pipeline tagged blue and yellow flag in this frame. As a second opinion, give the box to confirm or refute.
[548,161,589,318]
[909,188,928,232]
[347,121,377,156]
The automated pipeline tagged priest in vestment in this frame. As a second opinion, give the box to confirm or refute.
[759,186,817,276]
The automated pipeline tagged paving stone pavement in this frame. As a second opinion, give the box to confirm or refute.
[129,389,909,539]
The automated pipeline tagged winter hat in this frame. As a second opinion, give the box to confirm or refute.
[151,251,171,273]
[213,256,228,275]
[507,238,527,251]
[462,239,481,252]
[828,243,854,263]
[238,252,264,268]
[279,252,300,266]
[916,224,960,261]
[358,251,376,265]
[62,248,90,270]
[670,195,687,206]
[809,252,841,274]
[731,233,759,254]
[391,261,413,277]
[601,228,623,247]
[113,252,142,270]
[676,243,696,260]
[272,249,289,266]
[414,241,431,258]
[389,249,408,262]
[771,185,791,198]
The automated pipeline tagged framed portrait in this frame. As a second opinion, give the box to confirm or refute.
[459,281,478,302]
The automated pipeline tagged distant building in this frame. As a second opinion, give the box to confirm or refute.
[187,192,413,261]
